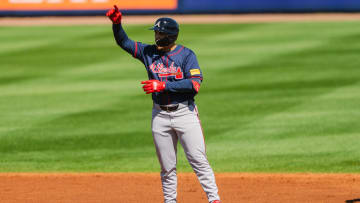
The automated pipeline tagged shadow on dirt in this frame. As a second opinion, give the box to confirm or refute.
[346,199,360,203]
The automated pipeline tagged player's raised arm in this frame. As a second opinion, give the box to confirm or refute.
[106,5,142,59]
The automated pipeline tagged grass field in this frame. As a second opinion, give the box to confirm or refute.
[0,21,360,173]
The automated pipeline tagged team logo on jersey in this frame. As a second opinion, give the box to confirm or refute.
[149,62,184,79]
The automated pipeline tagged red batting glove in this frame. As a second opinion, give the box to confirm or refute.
[106,5,122,24]
[141,80,166,94]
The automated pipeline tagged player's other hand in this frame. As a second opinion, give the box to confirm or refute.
[141,80,166,94]
[106,5,122,24]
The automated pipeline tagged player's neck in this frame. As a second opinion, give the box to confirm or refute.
[157,43,177,53]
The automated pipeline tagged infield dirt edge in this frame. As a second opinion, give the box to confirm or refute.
[1,172,360,203]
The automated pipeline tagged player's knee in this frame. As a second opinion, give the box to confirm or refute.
[161,167,176,179]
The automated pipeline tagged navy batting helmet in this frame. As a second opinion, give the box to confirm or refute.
[149,17,179,36]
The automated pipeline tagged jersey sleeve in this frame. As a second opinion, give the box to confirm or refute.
[164,51,203,93]
[184,51,203,80]
[112,24,147,64]
[184,51,203,93]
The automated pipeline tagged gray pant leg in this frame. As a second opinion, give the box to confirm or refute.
[174,106,220,202]
[152,109,178,203]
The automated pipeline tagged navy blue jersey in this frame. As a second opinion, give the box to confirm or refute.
[113,24,203,105]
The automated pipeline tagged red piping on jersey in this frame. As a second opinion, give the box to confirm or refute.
[134,42,138,58]
[168,46,184,57]
[160,70,166,105]
[166,77,170,105]
[191,76,203,80]
[166,57,170,105]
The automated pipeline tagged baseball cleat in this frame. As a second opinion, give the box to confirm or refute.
[211,200,221,203]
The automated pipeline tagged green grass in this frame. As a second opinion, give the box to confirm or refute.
[0,21,359,172]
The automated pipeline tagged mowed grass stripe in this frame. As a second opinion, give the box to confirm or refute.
[191,22,360,172]
[0,25,149,134]
[197,22,360,137]
[0,27,155,171]
[207,81,360,172]
[0,22,359,172]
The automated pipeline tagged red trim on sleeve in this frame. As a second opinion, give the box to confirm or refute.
[191,76,203,80]
[134,41,138,58]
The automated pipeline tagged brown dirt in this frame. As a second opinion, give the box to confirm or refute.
[1,13,360,26]
[0,173,360,203]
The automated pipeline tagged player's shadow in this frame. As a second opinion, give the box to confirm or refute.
[346,199,360,203]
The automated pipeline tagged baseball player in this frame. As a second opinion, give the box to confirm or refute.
[107,6,221,203]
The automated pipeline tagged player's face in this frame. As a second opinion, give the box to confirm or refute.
[154,30,176,51]
[155,31,167,43]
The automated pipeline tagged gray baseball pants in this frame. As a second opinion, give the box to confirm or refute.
[151,101,220,203]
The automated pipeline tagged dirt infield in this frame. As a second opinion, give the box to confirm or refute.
[1,173,360,203]
[1,13,360,26]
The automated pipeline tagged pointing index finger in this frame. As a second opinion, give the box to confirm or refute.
[114,5,119,12]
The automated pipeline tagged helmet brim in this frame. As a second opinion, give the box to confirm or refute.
[149,26,160,31]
